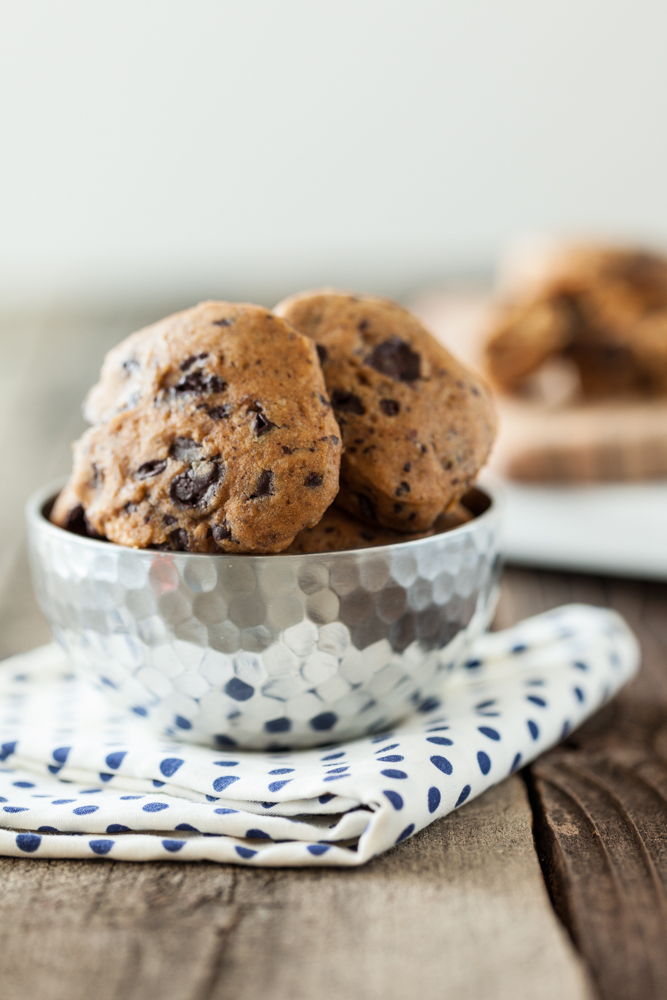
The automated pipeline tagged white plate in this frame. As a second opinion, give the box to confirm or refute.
[486,476,667,580]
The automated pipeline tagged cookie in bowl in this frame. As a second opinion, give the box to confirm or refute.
[275,290,496,533]
[52,302,342,554]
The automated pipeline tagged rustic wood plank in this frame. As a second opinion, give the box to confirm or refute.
[0,780,594,1000]
[505,567,667,1000]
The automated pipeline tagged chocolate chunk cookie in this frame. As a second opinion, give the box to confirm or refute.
[284,504,432,553]
[485,245,667,398]
[275,291,496,532]
[52,302,342,553]
[284,500,473,554]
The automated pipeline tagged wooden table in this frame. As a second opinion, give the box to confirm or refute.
[0,309,665,1000]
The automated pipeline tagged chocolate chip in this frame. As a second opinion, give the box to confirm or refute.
[395,481,411,496]
[168,437,202,462]
[169,461,223,508]
[151,528,189,552]
[403,462,411,473]
[281,446,293,454]
[304,473,323,488]
[316,344,328,364]
[63,504,104,540]
[249,470,274,499]
[163,514,177,525]
[180,352,209,371]
[211,522,232,543]
[380,399,400,416]
[358,319,370,332]
[318,393,331,407]
[174,370,227,394]
[394,503,404,514]
[207,404,232,420]
[213,317,233,327]
[357,494,376,522]
[246,403,275,436]
[331,390,366,415]
[329,435,340,445]
[169,529,189,551]
[364,337,421,382]
[122,357,140,374]
[135,459,167,480]
[471,386,480,396]
[124,502,137,514]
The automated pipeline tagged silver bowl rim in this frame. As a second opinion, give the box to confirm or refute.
[26,476,503,563]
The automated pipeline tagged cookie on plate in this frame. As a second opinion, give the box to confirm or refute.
[52,301,342,554]
[275,290,496,532]
[485,245,667,397]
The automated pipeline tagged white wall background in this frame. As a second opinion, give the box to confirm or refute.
[1,0,667,309]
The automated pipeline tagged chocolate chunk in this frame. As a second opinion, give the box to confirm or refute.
[163,514,177,525]
[331,390,366,415]
[281,446,293,455]
[364,337,421,382]
[213,317,233,327]
[135,459,167,480]
[169,528,189,551]
[395,481,411,496]
[168,437,202,462]
[211,522,232,544]
[316,344,328,364]
[304,473,323,488]
[380,399,400,416]
[174,370,227,395]
[180,352,209,371]
[247,402,276,436]
[207,404,231,420]
[169,462,223,508]
[63,504,104,540]
[357,494,376,522]
[249,470,274,499]
[403,462,411,473]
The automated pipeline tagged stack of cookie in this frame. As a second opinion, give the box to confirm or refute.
[485,245,667,399]
[52,292,496,554]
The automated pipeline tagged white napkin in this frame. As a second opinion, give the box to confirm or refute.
[0,604,638,866]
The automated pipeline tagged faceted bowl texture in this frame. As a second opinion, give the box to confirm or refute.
[27,482,502,749]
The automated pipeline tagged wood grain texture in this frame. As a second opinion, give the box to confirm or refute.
[0,315,596,1000]
[0,781,594,1000]
[502,567,667,1000]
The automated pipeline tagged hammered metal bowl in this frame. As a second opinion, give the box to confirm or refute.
[27,481,502,749]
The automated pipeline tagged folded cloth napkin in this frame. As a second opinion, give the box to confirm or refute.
[0,604,638,866]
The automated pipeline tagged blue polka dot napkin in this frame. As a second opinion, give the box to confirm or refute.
[0,604,638,866]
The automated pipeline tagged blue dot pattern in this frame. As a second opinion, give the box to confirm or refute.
[0,605,639,866]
